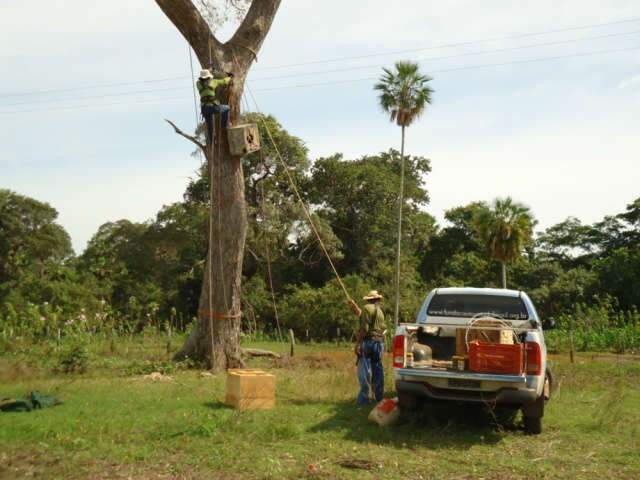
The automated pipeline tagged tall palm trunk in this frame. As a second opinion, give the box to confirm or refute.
[501,261,507,289]
[394,125,406,326]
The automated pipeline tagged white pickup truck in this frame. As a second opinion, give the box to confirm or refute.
[394,287,553,434]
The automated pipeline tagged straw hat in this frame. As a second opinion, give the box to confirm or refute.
[363,290,383,301]
[199,69,213,79]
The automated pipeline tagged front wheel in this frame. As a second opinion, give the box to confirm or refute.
[523,415,542,434]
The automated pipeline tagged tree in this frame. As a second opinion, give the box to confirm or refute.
[374,61,433,326]
[473,197,535,288]
[154,0,282,369]
[309,151,434,321]
[0,190,73,299]
[420,202,487,284]
[536,217,596,266]
[0,190,100,320]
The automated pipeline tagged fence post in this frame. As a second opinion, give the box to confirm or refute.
[289,329,295,357]
[569,316,575,364]
[337,327,341,347]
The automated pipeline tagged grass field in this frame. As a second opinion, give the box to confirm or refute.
[1,338,639,479]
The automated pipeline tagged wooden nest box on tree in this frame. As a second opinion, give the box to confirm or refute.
[227,123,261,156]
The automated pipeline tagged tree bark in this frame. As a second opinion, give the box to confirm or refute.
[155,0,282,370]
[394,125,406,327]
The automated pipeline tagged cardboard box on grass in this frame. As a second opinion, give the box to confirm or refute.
[225,369,275,411]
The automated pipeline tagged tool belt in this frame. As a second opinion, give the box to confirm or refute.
[364,334,385,342]
[201,96,218,105]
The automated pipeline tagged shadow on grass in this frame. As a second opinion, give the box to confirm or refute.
[203,400,232,410]
[304,399,514,449]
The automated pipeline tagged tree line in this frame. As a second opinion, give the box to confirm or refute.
[1,112,639,342]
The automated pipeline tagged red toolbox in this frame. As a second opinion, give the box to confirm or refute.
[468,340,524,375]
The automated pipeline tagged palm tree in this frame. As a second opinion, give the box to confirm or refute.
[474,197,535,288]
[374,61,433,325]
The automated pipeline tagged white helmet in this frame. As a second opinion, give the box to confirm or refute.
[199,69,213,79]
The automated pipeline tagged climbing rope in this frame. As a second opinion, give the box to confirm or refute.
[259,155,284,342]
[187,44,199,135]
[243,83,354,305]
[207,128,216,369]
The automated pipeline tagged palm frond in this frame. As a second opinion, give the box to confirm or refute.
[375,61,434,127]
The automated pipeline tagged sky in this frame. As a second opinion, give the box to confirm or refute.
[1,0,639,253]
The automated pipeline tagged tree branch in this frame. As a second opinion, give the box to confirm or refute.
[228,0,281,67]
[165,119,206,152]
[155,0,220,66]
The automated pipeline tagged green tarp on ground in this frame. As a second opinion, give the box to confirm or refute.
[0,391,62,412]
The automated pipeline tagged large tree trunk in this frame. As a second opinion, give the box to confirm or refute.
[155,0,281,370]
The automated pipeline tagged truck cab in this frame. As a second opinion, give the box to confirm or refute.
[394,287,552,434]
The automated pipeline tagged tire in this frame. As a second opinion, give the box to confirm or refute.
[492,406,518,428]
[545,368,554,400]
[397,391,419,411]
[523,415,542,435]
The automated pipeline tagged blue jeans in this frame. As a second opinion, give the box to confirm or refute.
[356,339,384,405]
[201,104,230,143]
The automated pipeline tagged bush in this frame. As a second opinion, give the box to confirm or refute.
[57,340,89,374]
[280,275,372,340]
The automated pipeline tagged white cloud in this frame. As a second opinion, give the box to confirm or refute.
[618,73,640,89]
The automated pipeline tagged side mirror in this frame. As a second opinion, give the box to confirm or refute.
[542,318,556,330]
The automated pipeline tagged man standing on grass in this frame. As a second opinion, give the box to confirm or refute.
[349,290,387,405]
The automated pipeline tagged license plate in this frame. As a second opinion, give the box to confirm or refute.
[448,378,481,389]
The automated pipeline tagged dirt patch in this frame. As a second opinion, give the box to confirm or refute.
[0,359,41,383]
[271,353,348,370]
[0,450,244,480]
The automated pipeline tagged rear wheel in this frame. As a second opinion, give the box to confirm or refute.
[492,406,518,428]
[523,415,542,435]
[544,368,554,400]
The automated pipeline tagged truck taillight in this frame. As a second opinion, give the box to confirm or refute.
[393,335,405,368]
[525,342,542,375]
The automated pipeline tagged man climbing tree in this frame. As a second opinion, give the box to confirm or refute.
[154,0,282,371]
[197,68,233,144]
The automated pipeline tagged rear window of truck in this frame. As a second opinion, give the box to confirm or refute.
[426,294,529,320]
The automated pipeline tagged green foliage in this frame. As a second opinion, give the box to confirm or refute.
[280,275,371,340]
[545,299,640,353]
[473,197,536,287]
[309,151,434,281]
[594,247,640,311]
[2,114,639,344]
[374,61,434,127]
[0,189,84,317]
[56,338,89,374]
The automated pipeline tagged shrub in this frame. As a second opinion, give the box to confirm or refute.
[57,340,89,374]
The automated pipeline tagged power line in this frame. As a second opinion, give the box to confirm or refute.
[0,76,188,99]
[251,29,640,82]
[3,29,639,109]
[1,44,638,115]
[255,44,640,92]
[254,16,640,70]
[0,95,191,115]
[1,16,639,99]
[2,85,190,108]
